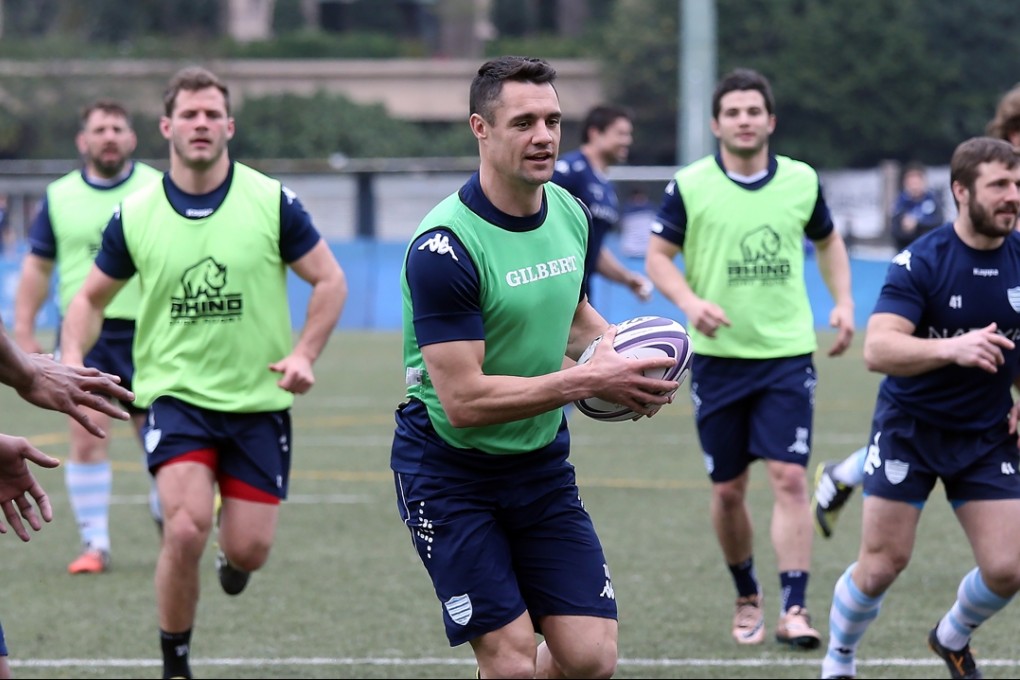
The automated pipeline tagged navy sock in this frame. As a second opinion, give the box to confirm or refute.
[160,629,192,679]
[728,557,760,598]
[779,570,809,611]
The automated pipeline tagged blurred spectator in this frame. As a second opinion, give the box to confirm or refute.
[619,187,655,259]
[986,83,1020,150]
[890,161,944,251]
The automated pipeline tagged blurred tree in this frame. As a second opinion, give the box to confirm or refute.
[600,0,679,165]
[720,0,951,168]
[230,90,476,159]
[919,2,1020,148]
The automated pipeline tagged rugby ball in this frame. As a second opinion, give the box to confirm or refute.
[574,315,693,422]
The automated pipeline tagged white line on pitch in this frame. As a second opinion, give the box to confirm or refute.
[10,655,1020,669]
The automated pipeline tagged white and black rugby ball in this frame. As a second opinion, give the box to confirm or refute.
[574,315,694,422]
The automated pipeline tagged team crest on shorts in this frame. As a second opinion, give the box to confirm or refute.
[444,594,472,625]
[144,427,162,453]
[884,459,909,485]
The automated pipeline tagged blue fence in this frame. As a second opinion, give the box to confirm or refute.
[0,235,891,333]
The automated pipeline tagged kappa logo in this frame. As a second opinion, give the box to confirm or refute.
[863,432,882,476]
[170,256,243,323]
[418,233,459,261]
[892,249,912,271]
[600,563,616,600]
[1002,462,1017,476]
[786,427,810,456]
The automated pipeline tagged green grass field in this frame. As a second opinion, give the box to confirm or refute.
[1,330,1018,679]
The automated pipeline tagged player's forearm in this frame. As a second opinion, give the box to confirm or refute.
[0,330,36,391]
[815,232,854,309]
[595,248,632,284]
[292,271,348,364]
[646,250,698,315]
[59,296,105,367]
[863,331,953,376]
[12,260,53,346]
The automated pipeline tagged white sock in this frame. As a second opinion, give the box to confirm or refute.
[833,446,867,486]
[65,460,112,553]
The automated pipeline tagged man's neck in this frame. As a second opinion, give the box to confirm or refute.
[719,146,769,178]
[169,156,230,194]
[84,161,133,186]
[478,167,543,217]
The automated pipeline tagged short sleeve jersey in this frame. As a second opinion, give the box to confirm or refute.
[652,153,834,359]
[873,225,1020,431]
[29,162,163,317]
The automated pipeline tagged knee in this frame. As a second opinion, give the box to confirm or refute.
[480,655,536,679]
[977,562,1020,597]
[225,536,272,573]
[772,465,809,501]
[544,631,618,679]
[556,644,618,679]
[163,514,211,561]
[854,556,906,596]
[714,482,745,509]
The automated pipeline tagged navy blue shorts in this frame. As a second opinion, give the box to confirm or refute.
[142,396,292,499]
[58,318,142,414]
[691,354,816,483]
[391,402,617,647]
[861,394,1020,507]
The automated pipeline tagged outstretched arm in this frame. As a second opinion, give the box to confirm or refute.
[0,433,60,542]
[1,315,133,436]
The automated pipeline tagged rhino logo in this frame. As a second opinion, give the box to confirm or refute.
[740,225,781,263]
[181,257,227,299]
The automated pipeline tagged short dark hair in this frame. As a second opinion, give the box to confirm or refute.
[164,66,231,117]
[950,136,1018,198]
[80,99,131,129]
[712,68,775,118]
[469,56,557,124]
[901,160,927,180]
[580,105,633,144]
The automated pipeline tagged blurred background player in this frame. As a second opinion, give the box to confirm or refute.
[645,67,855,650]
[889,161,945,251]
[60,66,347,680]
[821,136,1020,680]
[13,99,163,574]
[986,82,1020,150]
[552,104,652,307]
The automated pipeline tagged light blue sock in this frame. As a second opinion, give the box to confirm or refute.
[822,563,884,679]
[936,567,1013,650]
[65,460,112,553]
